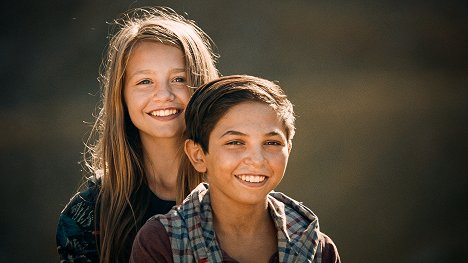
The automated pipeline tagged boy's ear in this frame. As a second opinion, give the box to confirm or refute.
[184,139,207,173]
[288,141,292,154]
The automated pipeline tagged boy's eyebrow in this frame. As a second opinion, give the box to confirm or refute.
[219,130,284,138]
[220,130,245,138]
[266,131,283,137]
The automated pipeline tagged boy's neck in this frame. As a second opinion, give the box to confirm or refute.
[210,192,273,236]
[210,193,278,262]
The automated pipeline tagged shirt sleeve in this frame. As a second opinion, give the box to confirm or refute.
[56,190,98,263]
[130,218,174,263]
[320,233,341,263]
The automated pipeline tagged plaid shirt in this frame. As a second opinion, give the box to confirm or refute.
[155,183,327,263]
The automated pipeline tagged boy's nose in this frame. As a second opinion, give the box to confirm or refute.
[244,146,266,166]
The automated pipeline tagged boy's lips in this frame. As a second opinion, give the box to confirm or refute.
[235,174,267,183]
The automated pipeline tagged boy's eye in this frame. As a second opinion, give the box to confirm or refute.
[265,141,283,146]
[226,140,244,146]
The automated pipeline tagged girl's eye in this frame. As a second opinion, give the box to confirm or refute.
[173,77,186,83]
[138,79,152,85]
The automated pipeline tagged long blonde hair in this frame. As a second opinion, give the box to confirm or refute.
[83,7,218,262]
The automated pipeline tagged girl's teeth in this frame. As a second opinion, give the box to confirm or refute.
[150,109,177,117]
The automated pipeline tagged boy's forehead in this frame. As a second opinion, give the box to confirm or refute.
[211,101,287,137]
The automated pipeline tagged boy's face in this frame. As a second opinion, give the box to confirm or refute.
[192,101,291,206]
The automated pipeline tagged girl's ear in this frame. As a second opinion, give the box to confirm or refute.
[184,139,207,173]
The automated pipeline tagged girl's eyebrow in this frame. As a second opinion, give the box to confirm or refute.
[129,69,154,77]
[128,68,186,78]
[170,68,186,73]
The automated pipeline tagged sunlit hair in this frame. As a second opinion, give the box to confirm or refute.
[83,6,218,263]
[181,75,295,192]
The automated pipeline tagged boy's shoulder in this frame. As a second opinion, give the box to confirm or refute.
[267,191,317,219]
[317,232,341,263]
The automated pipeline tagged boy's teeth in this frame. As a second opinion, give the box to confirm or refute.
[238,175,266,183]
[150,109,177,117]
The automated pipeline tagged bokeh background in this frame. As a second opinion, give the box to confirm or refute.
[1,0,467,262]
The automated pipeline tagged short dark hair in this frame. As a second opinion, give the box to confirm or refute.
[185,75,295,153]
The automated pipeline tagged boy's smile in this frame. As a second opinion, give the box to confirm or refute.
[199,101,291,206]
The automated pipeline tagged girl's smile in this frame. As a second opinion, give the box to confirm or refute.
[147,107,182,120]
[124,41,191,140]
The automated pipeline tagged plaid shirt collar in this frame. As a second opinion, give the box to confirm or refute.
[162,183,322,262]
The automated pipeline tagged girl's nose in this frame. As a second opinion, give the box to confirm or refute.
[152,83,175,101]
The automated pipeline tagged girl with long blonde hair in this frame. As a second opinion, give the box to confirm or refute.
[56,7,218,262]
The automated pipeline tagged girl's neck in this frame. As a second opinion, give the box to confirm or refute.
[141,136,182,201]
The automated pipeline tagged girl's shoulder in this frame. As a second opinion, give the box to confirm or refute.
[56,178,101,262]
[59,178,101,227]
[66,178,100,206]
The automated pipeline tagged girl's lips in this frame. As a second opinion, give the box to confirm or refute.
[148,108,179,117]
[146,108,182,120]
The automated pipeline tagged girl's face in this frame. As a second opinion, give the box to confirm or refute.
[124,41,191,142]
[198,101,291,206]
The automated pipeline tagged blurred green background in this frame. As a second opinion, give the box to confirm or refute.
[1,0,467,262]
